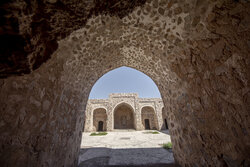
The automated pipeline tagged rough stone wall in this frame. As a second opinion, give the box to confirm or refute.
[84,93,163,132]
[0,0,250,167]
[162,107,169,129]
[0,0,147,77]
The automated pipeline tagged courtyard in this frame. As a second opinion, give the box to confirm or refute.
[78,130,176,167]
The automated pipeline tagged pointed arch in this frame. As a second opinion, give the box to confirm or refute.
[113,102,135,129]
[93,108,107,131]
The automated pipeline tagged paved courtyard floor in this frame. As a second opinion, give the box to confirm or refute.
[78,130,178,167]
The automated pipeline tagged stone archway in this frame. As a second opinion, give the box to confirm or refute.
[0,1,249,167]
[93,108,107,131]
[141,106,157,130]
[114,103,135,129]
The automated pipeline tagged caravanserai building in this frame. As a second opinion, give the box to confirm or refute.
[84,93,168,132]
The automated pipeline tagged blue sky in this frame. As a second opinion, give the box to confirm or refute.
[89,66,161,99]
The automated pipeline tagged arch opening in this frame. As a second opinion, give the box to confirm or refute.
[83,66,164,133]
[93,108,107,132]
[88,66,162,99]
[79,66,173,166]
[114,103,135,130]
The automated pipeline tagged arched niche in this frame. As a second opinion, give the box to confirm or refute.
[141,106,158,130]
[93,108,107,131]
[113,103,135,129]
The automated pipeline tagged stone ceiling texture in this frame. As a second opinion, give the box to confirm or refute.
[0,0,146,78]
[0,0,250,167]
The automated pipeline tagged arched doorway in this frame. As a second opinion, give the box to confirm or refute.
[93,108,107,131]
[141,106,157,130]
[144,119,150,129]
[114,103,135,129]
[98,121,104,131]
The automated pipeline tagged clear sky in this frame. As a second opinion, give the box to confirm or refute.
[89,66,161,99]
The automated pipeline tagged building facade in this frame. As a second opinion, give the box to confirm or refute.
[84,93,168,132]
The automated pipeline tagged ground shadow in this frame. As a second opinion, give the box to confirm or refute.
[78,147,180,167]
[159,130,170,135]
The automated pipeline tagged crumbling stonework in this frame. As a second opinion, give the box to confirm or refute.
[0,0,250,167]
[84,93,164,132]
